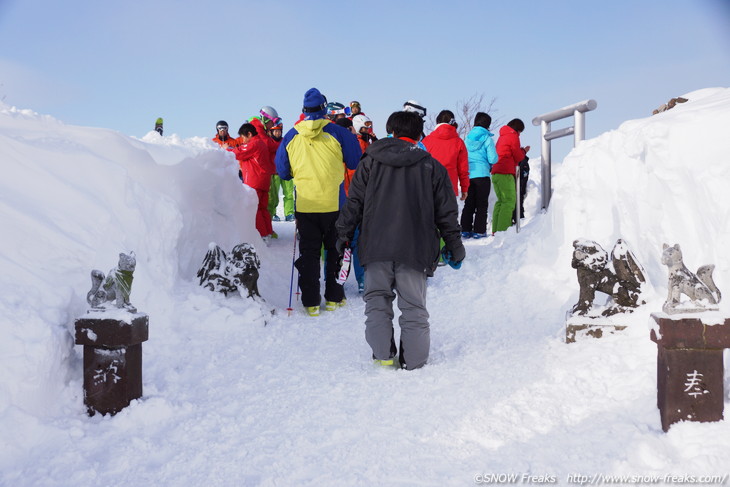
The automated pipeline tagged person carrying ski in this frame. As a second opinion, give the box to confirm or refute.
[336,110,465,370]
[491,118,530,234]
[275,87,362,316]
[460,112,498,238]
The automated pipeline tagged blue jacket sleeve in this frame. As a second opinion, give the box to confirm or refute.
[485,137,498,168]
[275,128,297,180]
[323,123,362,170]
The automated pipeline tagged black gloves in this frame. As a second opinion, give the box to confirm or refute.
[336,238,349,256]
[450,244,465,263]
[441,244,465,270]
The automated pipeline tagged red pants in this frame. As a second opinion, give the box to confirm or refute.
[255,189,273,237]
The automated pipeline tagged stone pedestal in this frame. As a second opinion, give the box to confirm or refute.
[75,312,149,416]
[650,313,730,431]
[566,315,627,343]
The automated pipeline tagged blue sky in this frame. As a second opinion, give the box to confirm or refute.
[1,0,729,157]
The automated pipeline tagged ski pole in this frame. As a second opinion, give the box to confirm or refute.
[287,219,298,316]
[287,188,300,316]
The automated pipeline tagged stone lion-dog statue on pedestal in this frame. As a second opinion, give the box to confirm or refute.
[661,243,721,314]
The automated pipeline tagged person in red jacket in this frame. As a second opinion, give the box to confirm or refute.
[228,123,275,240]
[248,116,279,174]
[422,110,469,200]
[491,118,530,234]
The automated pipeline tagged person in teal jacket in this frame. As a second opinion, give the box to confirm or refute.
[460,112,498,238]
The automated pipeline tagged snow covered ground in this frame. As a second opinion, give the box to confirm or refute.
[1,88,729,486]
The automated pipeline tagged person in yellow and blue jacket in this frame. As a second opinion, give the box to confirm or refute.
[275,87,362,317]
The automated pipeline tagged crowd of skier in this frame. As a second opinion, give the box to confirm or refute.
[207,87,530,370]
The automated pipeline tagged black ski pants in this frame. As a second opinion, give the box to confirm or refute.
[512,158,530,222]
[460,177,491,234]
[295,211,345,307]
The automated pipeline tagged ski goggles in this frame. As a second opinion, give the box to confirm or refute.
[259,110,282,126]
[216,125,228,131]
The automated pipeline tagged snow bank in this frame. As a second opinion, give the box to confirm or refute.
[533,86,730,309]
[0,103,260,417]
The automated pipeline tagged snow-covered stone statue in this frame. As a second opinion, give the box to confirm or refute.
[570,239,646,317]
[197,244,237,295]
[661,243,721,314]
[86,251,137,313]
[79,250,148,415]
[198,242,260,298]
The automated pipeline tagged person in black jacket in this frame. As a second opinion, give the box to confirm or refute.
[336,111,465,370]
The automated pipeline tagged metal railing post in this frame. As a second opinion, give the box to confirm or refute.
[541,119,551,210]
[574,110,585,145]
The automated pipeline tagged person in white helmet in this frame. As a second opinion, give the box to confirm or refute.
[397,100,428,150]
[352,114,377,152]
[403,100,427,118]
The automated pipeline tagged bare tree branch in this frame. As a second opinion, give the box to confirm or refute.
[454,93,501,138]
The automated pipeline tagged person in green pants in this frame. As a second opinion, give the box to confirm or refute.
[267,122,296,221]
[490,119,529,233]
[268,175,295,221]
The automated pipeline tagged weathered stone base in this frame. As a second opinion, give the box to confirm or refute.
[650,313,730,432]
[75,313,148,416]
[565,317,627,344]
[82,344,143,416]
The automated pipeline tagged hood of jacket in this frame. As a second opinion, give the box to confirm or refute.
[465,126,494,152]
[499,125,519,139]
[365,137,431,168]
[294,118,332,139]
[429,123,459,140]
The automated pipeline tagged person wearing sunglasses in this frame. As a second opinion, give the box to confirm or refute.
[349,101,364,119]
[212,120,239,147]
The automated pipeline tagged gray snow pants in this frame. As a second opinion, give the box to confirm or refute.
[364,261,430,370]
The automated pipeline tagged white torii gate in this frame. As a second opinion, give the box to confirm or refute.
[532,99,597,210]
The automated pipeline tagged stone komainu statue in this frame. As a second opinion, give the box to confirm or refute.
[661,243,721,314]
[571,239,646,316]
[87,251,137,312]
[198,243,260,298]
